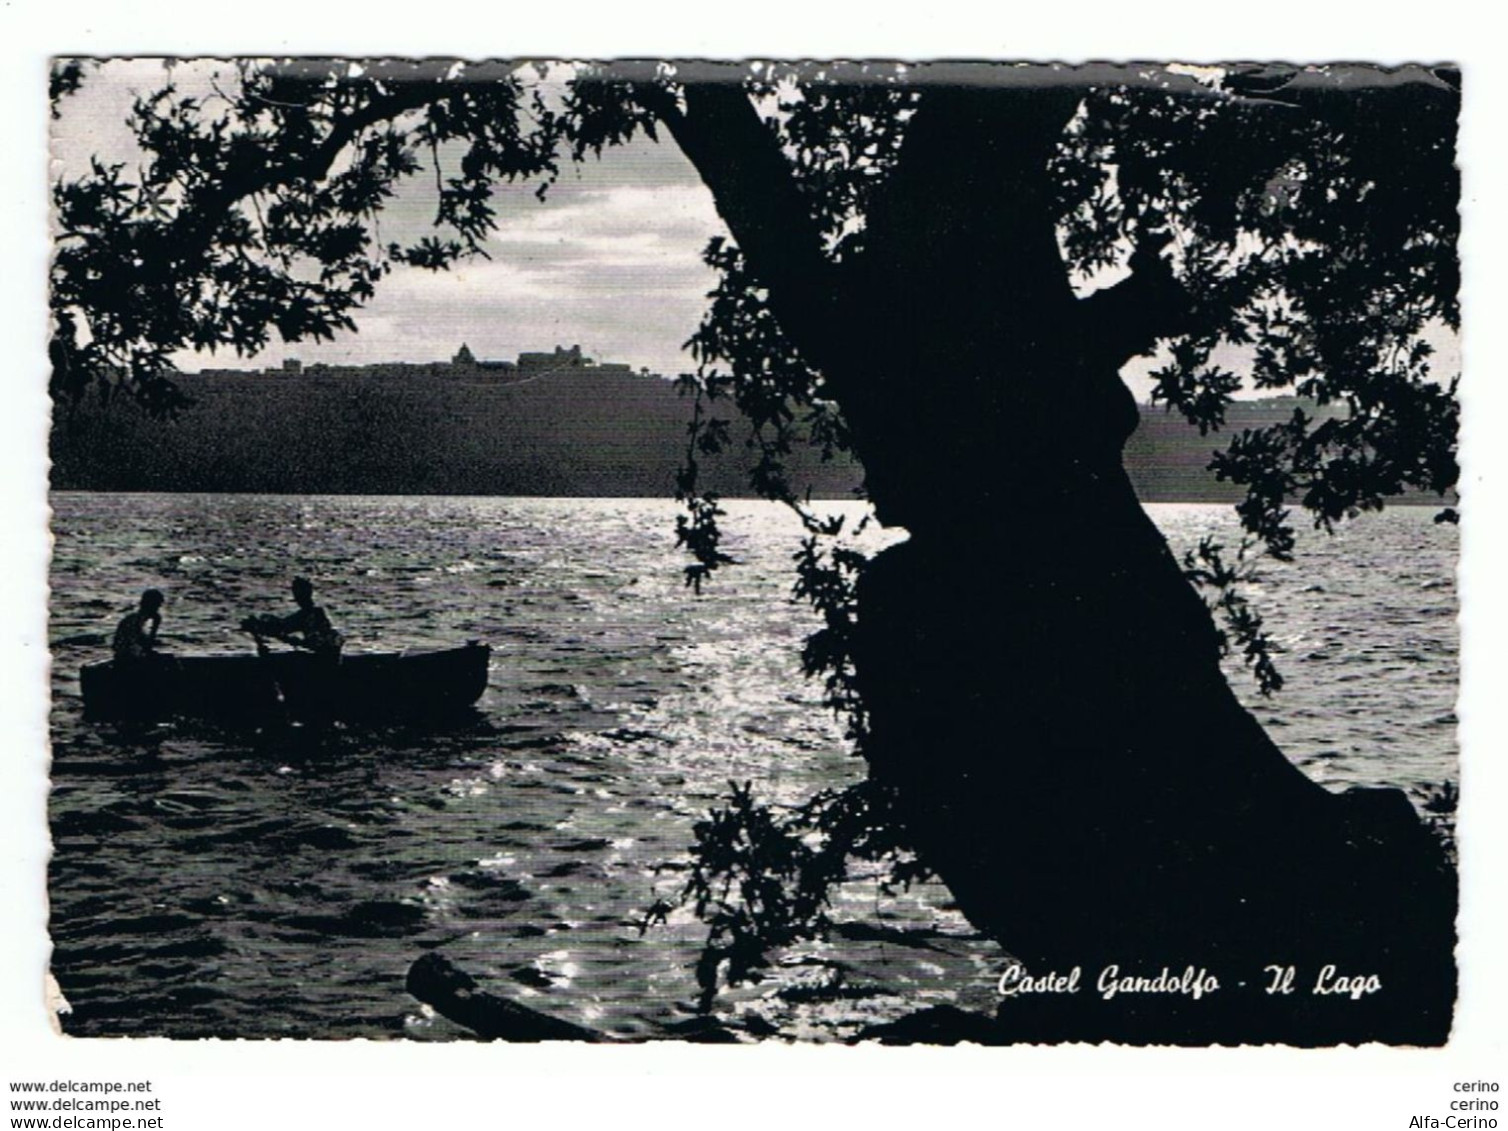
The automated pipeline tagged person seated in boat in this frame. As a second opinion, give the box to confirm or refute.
[241,577,344,659]
[112,588,165,666]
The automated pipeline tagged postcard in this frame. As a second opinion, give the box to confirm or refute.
[6,23,1507,1129]
[33,55,1470,1048]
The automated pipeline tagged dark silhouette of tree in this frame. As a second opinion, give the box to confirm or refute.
[51,59,1459,1043]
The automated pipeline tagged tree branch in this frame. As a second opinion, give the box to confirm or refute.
[162,77,454,267]
[1076,230,1200,369]
[639,77,845,372]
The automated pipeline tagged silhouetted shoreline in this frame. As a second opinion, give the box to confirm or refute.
[49,369,1450,506]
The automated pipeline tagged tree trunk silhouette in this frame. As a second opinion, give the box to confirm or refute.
[671,81,1455,1043]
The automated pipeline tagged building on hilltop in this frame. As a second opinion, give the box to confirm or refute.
[517,344,586,373]
[191,344,639,383]
[446,343,517,377]
[508,343,640,379]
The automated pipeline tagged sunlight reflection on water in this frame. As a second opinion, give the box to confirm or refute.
[47,494,1455,1039]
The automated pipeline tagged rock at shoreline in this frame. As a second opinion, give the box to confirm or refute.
[406,952,600,1042]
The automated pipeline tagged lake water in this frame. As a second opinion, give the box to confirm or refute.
[45,494,1458,1040]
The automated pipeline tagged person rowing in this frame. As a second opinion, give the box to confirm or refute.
[112,588,165,667]
[241,577,344,659]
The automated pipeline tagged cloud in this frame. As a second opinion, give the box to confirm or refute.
[54,63,742,377]
[490,184,724,275]
[84,87,737,377]
[281,173,729,376]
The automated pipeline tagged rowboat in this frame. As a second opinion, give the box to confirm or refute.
[80,643,491,724]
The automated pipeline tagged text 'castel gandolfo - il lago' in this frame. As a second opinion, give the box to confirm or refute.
[996,962,1387,1002]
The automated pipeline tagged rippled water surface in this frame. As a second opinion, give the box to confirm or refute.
[47,495,1457,1039]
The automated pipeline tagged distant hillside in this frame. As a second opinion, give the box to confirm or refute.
[49,365,862,499]
[49,368,1444,506]
[1126,397,1308,503]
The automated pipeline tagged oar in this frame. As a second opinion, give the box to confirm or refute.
[239,625,293,710]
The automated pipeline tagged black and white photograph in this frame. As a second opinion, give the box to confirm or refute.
[39,55,1465,1047]
[4,11,1507,1125]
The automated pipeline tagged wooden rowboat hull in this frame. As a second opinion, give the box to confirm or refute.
[80,643,491,723]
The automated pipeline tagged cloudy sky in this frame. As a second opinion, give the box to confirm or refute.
[51,60,729,378]
[50,59,1458,394]
[324,151,728,377]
